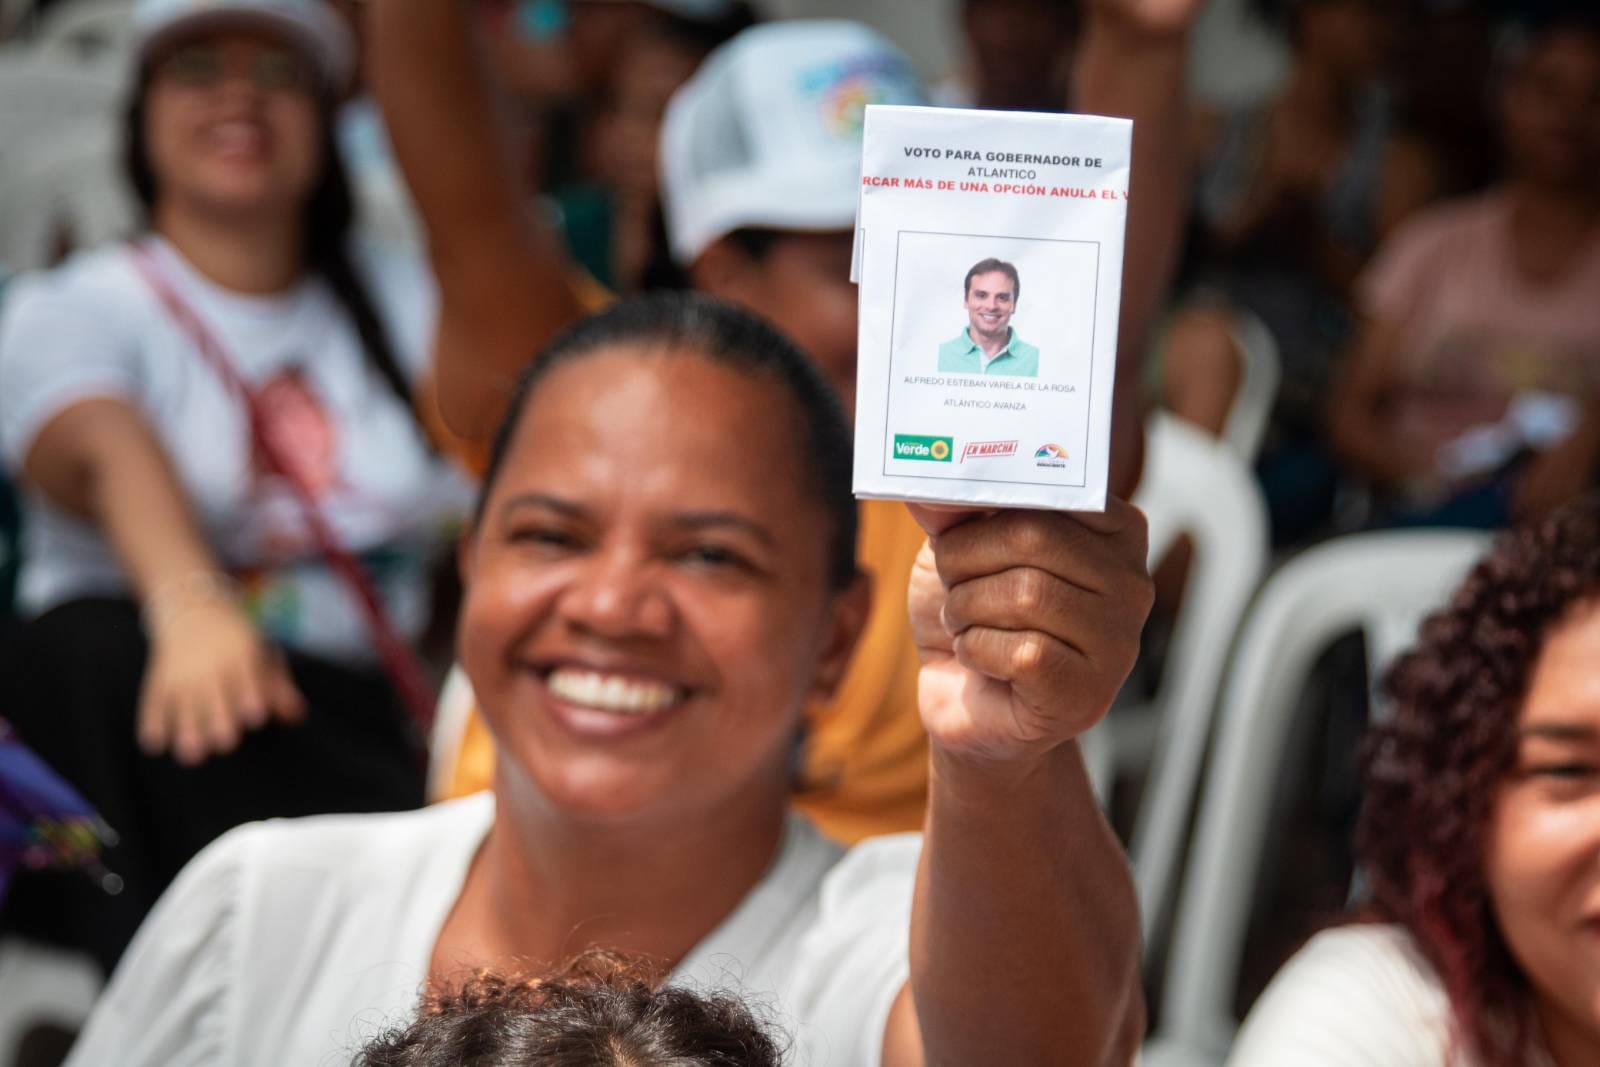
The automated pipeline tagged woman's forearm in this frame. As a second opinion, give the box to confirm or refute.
[23,397,225,603]
[369,2,524,273]
[1072,7,1195,497]
[1073,11,1191,366]
[368,0,586,437]
[907,745,1143,1067]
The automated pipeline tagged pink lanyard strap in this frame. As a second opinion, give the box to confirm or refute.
[129,242,436,735]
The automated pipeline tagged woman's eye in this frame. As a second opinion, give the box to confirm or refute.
[255,52,312,92]
[165,49,224,86]
[678,545,749,570]
[1530,763,1600,781]
[508,526,582,550]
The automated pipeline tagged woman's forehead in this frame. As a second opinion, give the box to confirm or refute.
[500,350,818,516]
[1521,601,1600,726]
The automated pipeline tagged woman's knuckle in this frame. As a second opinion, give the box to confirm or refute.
[1012,634,1048,675]
[1010,568,1045,615]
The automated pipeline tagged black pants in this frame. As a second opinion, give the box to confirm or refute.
[0,598,424,975]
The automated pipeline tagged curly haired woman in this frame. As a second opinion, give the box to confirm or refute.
[1231,496,1600,1065]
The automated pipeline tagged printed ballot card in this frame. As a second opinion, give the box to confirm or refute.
[852,105,1132,511]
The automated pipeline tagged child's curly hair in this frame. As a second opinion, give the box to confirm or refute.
[1356,496,1600,1065]
[354,947,787,1066]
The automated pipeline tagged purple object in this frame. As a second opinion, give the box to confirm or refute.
[0,719,121,903]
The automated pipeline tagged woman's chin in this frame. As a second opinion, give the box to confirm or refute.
[177,172,310,220]
[512,752,684,825]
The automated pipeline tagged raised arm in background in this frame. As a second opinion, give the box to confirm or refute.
[368,0,587,438]
[1074,0,1203,496]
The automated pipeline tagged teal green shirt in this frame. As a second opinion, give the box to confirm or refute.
[937,327,1039,377]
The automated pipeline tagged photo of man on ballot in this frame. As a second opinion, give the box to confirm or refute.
[937,258,1040,377]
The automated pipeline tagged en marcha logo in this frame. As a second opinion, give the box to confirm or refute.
[893,434,953,462]
[961,440,1018,462]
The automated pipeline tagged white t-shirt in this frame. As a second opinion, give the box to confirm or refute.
[1229,924,1553,1066]
[66,793,918,1067]
[0,238,473,663]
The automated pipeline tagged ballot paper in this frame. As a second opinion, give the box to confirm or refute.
[852,105,1132,511]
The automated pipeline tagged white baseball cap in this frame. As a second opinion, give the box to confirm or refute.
[133,0,354,92]
[660,20,925,266]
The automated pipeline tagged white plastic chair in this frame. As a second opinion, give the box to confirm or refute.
[1219,308,1279,464]
[0,53,121,148]
[1144,529,1490,1066]
[0,937,102,1065]
[1127,413,1269,952]
[0,118,135,270]
[1084,412,1269,955]
[426,666,478,803]
[31,0,135,65]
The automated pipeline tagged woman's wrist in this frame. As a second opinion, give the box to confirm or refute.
[141,570,244,637]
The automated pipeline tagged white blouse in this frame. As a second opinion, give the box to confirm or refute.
[1229,923,1553,1066]
[67,794,919,1067]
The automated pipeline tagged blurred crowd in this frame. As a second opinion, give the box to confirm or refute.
[0,0,1597,1065]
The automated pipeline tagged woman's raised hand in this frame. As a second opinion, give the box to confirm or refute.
[907,500,1153,773]
[1088,0,1206,37]
[138,579,305,766]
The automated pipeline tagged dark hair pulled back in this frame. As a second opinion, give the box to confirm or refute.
[479,292,859,590]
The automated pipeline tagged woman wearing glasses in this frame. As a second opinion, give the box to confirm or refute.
[0,0,467,973]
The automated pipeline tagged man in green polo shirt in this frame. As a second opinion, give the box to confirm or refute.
[937,257,1040,376]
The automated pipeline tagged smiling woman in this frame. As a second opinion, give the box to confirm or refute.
[459,296,862,825]
[64,292,1153,1067]
[1231,496,1600,1067]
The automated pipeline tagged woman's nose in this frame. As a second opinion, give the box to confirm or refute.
[558,551,674,641]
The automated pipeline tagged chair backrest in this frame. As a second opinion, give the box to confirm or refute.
[1219,308,1279,463]
[31,0,135,65]
[0,938,103,1064]
[0,117,135,270]
[1153,528,1491,1059]
[426,665,478,802]
[1125,411,1270,950]
[0,53,121,147]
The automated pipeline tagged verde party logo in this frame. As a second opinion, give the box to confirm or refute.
[894,434,954,462]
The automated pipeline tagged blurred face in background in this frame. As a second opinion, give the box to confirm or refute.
[593,32,705,201]
[962,0,1076,110]
[1294,0,1393,84]
[691,231,861,416]
[143,30,323,220]
[1484,601,1600,1054]
[568,0,669,99]
[1500,27,1600,194]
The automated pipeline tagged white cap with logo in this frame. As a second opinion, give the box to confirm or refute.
[659,19,925,266]
[132,0,354,91]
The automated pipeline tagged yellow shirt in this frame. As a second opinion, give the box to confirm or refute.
[438,499,931,844]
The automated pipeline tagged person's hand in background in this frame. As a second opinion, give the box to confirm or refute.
[139,575,305,766]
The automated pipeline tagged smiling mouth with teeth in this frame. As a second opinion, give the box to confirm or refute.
[546,668,683,715]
